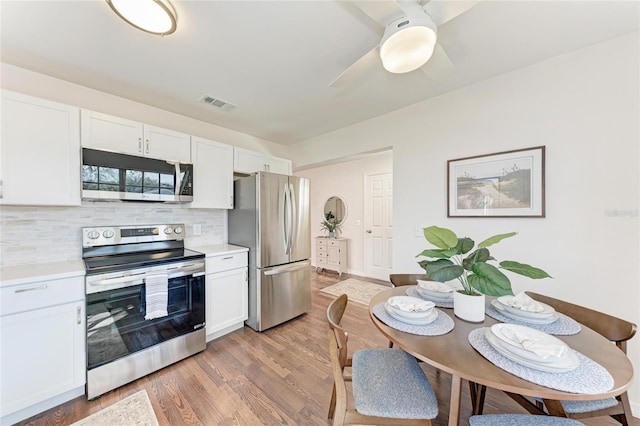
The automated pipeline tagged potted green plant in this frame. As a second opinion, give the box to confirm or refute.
[320,211,341,238]
[417,225,551,322]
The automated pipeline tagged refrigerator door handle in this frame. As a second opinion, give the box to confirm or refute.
[263,263,310,276]
[283,183,292,255]
[288,182,296,254]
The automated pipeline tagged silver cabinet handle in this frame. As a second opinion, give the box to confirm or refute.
[15,284,48,293]
[366,229,372,233]
[76,306,82,324]
[138,137,142,152]
[145,139,150,154]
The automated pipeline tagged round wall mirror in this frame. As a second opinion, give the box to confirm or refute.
[323,196,347,225]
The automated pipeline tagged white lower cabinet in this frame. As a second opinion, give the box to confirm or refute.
[0,276,85,425]
[205,251,248,340]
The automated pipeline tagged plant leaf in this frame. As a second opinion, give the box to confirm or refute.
[456,237,475,255]
[423,226,458,249]
[469,263,513,296]
[477,232,517,248]
[418,259,463,282]
[416,249,457,259]
[462,248,493,270]
[500,261,552,279]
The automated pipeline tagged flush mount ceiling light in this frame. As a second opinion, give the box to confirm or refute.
[379,12,437,74]
[106,0,177,36]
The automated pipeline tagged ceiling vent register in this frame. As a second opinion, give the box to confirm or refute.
[199,95,237,112]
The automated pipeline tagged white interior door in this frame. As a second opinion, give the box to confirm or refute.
[364,173,393,281]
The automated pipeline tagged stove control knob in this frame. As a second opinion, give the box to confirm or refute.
[87,230,100,240]
[164,227,173,235]
[102,230,115,238]
[174,226,183,235]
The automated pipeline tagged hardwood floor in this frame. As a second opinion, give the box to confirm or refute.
[16,270,630,426]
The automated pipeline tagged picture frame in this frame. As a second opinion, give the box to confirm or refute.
[447,146,545,218]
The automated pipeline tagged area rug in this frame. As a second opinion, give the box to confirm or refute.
[319,278,390,306]
[71,390,159,426]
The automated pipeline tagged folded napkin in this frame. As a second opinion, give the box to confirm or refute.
[506,292,545,313]
[417,280,454,293]
[500,327,568,359]
[388,298,433,313]
[144,273,169,320]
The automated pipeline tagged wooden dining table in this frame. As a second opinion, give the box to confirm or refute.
[369,287,634,426]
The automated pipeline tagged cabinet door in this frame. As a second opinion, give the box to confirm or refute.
[81,109,143,156]
[234,147,267,174]
[190,137,233,208]
[327,245,341,265]
[0,301,85,416]
[143,125,191,162]
[206,268,248,336]
[1,91,81,206]
[266,156,292,175]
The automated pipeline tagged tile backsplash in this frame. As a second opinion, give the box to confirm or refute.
[0,203,226,267]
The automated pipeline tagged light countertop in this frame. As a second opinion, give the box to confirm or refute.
[0,259,86,288]
[187,244,249,257]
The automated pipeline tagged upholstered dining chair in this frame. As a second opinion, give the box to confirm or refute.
[469,414,585,425]
[474,292,636,425]
[326,294,439,425]
[389,273,428,287]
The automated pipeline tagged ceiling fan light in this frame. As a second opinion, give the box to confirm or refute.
[107,0,177,36]
[380,14,437,74]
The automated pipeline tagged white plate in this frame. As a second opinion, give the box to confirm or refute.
[384,303,438,325]
[485,330,580,373]
[416,287,454,302]
[491,324,574,363]
[491,300,559,325]
[496,295,556,319]
[417,280,454,296]
[387,296,435,319]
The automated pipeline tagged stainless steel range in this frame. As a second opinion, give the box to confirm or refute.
[82,224,206,399]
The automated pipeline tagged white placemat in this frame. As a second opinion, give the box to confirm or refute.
[485,301,581,335]
[468,328,613,394]
[372,303,454,336]
[406,286,454,308]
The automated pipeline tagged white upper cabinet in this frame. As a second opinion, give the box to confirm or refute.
[234,147,292,175]
[190,137,234,209]
[0,90,81,206]
[81,110,191,163]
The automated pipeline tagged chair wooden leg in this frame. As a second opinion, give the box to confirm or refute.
[614,392,632,426]
[469,382,487,415]
[328,382,337,420]
[388,340,394,348]
[542,398,568,417]
[505,392,548,415]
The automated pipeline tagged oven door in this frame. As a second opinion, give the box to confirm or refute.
[86,273,205,371]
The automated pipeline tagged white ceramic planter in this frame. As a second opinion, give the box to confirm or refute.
[453,290,486,323]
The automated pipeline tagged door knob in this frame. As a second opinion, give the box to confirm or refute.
[366,230,372,233]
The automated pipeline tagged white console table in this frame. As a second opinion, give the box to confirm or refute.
[316,237,348,276]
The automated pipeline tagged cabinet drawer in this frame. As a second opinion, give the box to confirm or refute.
[317,239,327,247]
[206,252,248,273]
[327,240,341,247]
[317,257,328,265]
[1,276,84,317]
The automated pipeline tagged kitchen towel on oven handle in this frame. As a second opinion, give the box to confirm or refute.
[144,273,169,320]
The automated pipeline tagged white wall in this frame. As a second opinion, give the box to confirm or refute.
[295,151,393,276]
[290,33,640,414]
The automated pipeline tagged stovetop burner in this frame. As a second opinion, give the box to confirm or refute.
[82,224,204,275]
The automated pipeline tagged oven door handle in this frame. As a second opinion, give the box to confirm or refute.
[89,272,146,286]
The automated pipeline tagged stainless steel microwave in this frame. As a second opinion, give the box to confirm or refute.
[81,148,193,203]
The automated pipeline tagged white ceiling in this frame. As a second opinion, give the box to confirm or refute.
[1,1,638,146]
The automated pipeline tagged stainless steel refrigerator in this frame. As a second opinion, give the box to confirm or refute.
[228,172,311,331]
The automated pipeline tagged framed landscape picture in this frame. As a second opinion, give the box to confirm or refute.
[447,146,545,217]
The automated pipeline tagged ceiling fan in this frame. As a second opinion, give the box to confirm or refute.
[330,0,480,87]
